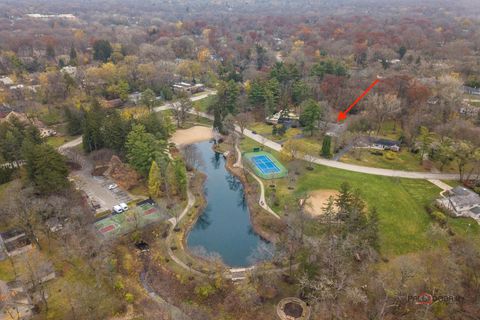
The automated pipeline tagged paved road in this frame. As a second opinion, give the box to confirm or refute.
[59,90,460,180]
[58,136,82,151]
[238,127,460,180]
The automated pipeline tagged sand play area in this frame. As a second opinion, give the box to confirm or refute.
[304,189,339,217]
[170,126,214,146]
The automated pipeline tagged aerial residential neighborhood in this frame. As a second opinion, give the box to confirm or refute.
[0,0,479,319]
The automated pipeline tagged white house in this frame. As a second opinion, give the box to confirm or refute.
[371,139,401,152]
[436,186,480,222]
[0,76,13,86]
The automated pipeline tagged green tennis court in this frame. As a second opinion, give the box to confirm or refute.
[95,202,166,239]
[244,151,287,179]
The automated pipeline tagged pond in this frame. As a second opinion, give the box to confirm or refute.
[186,141,272,267]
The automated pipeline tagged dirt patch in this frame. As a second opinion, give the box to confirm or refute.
[284,301,303,318]
[106,155,140,190]
[304,189,339,217]
[170,126,213,146]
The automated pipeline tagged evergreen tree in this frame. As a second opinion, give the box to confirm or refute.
[255,44,268,70]
[82,102,105,152]
[248,79,265,107]
[93,39,113,62]
[365,207,380,250]
[102,111,128,153]
[335,182,353,218]
[125,124,166,176]
[46,44,55,60]
[398,46,407,59]
[58,58,66,68]
[0,118,41,166]
[344,190,368,234]
[139,112,172,140]
[173,159,188,199]
[300,99,323,136]
[24,143,69,195]
[69,44,77,65]
[210,80,239,133]
[292,80,310,105]
[321,135,332,158]
[64,107,84,136]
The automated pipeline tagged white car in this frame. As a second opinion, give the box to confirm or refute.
[120,203,129,211]
[113,205,123,214]
[108,184,118,190]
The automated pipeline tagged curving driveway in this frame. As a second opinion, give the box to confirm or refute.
[59,91,461,181]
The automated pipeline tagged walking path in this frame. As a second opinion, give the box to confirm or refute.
[427,179,453,192]
[233,142,280,219]
[140,265,193,320]
[165,187,206,277]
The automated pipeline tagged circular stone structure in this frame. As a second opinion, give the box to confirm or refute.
[276,297,311,320]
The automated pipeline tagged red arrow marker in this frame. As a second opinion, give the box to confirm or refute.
[337,79,380,122]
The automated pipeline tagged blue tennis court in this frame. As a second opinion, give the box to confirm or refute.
[251,155,281,174]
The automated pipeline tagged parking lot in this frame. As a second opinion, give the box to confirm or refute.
[71,174,133,214]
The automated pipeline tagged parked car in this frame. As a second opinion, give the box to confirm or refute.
[113,205,123,214]
[108,183,118,190]
[120,203,129,211]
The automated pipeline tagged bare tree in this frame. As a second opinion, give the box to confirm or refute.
[172,96,192,128]
[235,112,252,136]
[181,144,205,171]
[367,94,401,134]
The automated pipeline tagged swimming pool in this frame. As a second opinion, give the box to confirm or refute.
[251,155,281,174]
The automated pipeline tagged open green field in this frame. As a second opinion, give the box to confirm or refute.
[266,163,479,256]
[340,148,426,171]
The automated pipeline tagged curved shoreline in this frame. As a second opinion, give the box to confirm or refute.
[178,143,281,271]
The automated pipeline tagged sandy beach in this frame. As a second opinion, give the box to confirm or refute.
[170,126,214,146]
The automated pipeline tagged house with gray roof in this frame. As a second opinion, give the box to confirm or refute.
[436,186,480,222]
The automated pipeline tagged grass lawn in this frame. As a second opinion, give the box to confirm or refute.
[263,160,479,257]
[45,259,123,319]
[237,136,480,257]
[376,120,403,140]
[248,122,302,142]
[45,135,78,149]
[340,148,426,172]
[441,180,463,188]
[192,95,215,112]
[158,110,212,130]
[239,135,281,158]
[0,259,16,282]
